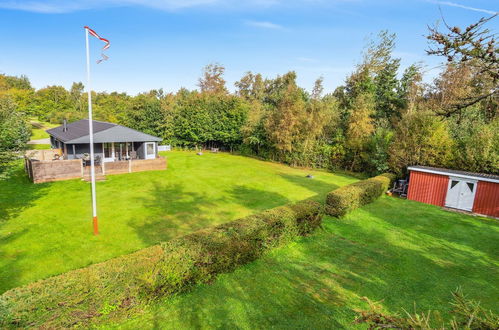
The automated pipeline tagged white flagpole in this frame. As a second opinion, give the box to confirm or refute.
[85,27,99,235]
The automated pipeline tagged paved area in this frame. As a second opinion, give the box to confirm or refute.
[28,138,50,145]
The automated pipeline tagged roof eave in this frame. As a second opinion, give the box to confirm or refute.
[408,166,499,184]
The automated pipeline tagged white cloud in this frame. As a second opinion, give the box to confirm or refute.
[245,20,284,29]
[0,0,222,13]
[428,1,498,15]
[0,0,362,13]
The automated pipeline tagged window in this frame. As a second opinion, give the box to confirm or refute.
[146,143,154,155]
[103,143,113,158]
[466,182,474,192]
[450,180,459,189]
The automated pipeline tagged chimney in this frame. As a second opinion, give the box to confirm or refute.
[63,119,68,132]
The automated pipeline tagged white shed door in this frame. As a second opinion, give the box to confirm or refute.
[445,177,477,211]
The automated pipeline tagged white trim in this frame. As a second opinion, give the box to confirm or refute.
[144,142,156,160]
[103,142,114,162]
[408,166,499,184]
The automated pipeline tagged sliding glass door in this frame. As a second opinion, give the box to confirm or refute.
[103,143,114,162]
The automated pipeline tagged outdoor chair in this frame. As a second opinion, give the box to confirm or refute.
[392,179,409,197]
[82,153,90,167]
[130,151,137,159]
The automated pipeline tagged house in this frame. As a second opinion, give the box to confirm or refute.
[46,119,162,162]
[407,166,499,218]
[24,119,166,183]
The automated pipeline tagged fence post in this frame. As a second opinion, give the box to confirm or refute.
[128,159,132,173]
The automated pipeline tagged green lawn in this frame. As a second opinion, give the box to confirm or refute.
[0,151,358,293]
[26,144,51,150]
[101,196,499,329]
[29,119,57,140]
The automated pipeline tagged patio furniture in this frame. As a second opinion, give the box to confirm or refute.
[82,153,90,167]
[392,179,409,197]
[130,151,137,159]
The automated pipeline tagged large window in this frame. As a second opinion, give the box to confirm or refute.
[103,143,113,158]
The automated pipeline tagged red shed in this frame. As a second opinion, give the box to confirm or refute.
[407,166,499,218]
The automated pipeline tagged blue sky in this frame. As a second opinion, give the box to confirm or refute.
[0,0,497,95]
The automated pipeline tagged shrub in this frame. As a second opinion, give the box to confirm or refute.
[0,200,322,328]
[325,173,395,217]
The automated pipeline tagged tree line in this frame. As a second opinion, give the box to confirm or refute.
[1,16,497,176]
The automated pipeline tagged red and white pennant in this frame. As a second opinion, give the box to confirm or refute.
[84,26,110,64]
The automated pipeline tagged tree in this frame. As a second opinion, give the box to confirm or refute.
[235,72,264,101]
[427,14,498,111]
[0,74,32,91]
[70,82,85,115]
[198,63,228,94]
[449,108,499,174]
[265,82,306,156]
[124,93,164,138]
[32,86,71,123]
[374,58,403,123]
[0,96,30,175]
[398,63,423,112]
[389,111,454,174]
[345,92,375,171]
[338,30,401,129]
[311,77,324,100]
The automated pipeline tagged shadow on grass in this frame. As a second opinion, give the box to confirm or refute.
[278,173,339,200]
[323,198,499,315]
[110,197,498,328]
[131,182,295,246]
[129,182,227,245]
[0,163,51,293]
[365,197,499,260]
[228,185,290,211]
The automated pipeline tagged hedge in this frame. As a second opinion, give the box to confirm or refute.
[0,200,323,328]
[325,173,395,217]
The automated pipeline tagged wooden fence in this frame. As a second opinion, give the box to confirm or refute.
[25,148,62,161]
[25,157,167,183]
[25,158,83,183]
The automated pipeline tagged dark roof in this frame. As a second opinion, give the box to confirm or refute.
[46,119,162,143]
[408,165,499,183]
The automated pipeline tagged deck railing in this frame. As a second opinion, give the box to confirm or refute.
[24,157,167,183]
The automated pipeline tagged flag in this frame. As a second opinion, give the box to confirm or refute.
[84,26,110,64]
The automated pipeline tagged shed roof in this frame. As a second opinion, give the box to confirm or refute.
[46,119,162,143]
[408,166,499,184]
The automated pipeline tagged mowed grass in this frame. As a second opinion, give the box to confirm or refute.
[29,119,57,140]
[0,151,357,293]
[104,196,499,329]
[26,144,51,150]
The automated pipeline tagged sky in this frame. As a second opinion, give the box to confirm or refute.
[0,0,497,95]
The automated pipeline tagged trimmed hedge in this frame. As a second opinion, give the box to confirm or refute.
[325,173,395,217]
[0,200,322,328]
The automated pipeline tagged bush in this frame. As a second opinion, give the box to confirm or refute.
[325,173,395,217]
[0,200,322,328]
